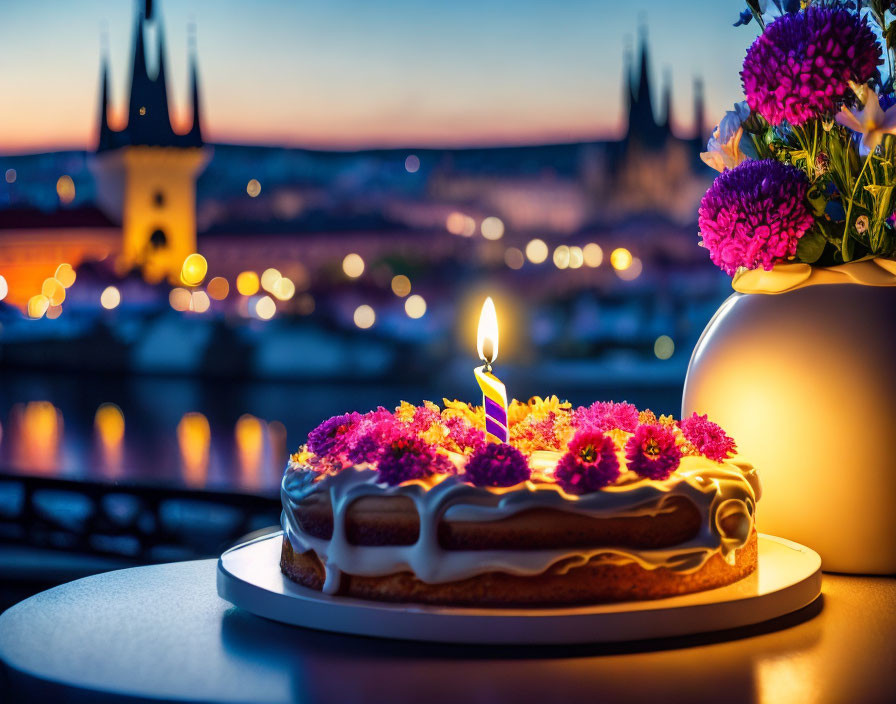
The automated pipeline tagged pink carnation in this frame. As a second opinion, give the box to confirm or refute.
[572,401,639,433]
[679,413,737,462]
[698,159,814,275]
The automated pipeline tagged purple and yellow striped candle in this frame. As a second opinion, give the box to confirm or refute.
[475,297,509,443]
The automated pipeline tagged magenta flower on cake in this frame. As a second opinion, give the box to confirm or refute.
[464,443,530,488]
[741,8,882,126]
[625,424,682,481]
[572,401,639,433]
[554,429,620,494]
[307,412,362,460]
[698,159,814,275]
[679,413,737,462]
[346,407,399,464]
[445,416,486,454]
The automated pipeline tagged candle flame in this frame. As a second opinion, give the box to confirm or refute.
[477,296,499,364]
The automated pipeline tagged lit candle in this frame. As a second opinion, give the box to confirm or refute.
[475,297,509,443]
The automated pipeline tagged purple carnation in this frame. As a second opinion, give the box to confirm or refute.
[554,429,620,494]
[307,412,361,460]
[679,413,737,462]
[572,401,639,433]
[375,434,440,486]
[698,159,814,275]
[464,443,530,487]
[625,424,681,481]
[741,8,882,126]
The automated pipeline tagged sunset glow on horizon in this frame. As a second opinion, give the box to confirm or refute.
[0,0,754,154]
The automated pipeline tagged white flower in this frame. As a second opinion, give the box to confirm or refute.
[835,87,896,153]
[701,102,752,173]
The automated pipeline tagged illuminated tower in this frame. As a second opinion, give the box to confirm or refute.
[92,1,210,283]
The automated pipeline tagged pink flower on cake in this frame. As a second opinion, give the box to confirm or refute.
[741,8,882,126]
[573,400,639,433]
[346,407,399,464]
[307,412,362,461]
[698,159,814,275]
[554,429,621,494]
[444,415,486,455]
[679,413,737,462]
[625,424,682,481]
[464,443,531,487]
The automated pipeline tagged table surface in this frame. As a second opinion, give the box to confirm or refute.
[0,560,894,704]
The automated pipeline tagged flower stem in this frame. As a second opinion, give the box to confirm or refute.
[843,150,874,258]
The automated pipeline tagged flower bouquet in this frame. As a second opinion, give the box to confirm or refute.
[682,0,896,573]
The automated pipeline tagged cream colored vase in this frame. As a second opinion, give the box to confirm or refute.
[682,259,896,574]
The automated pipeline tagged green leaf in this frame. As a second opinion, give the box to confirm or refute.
[807,186,828,217]
[842,230,855,261]
[796,227,827,264]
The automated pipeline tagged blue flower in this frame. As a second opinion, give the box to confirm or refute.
[733,10,753,27]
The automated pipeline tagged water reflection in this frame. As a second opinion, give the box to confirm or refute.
[177,412,211,487]
[94,403,124,476]
[10,401,62,473]
[235,414,264,486]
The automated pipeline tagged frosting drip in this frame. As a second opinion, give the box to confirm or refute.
[281,453,760,595]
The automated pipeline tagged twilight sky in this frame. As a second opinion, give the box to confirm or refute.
[0,0,757,153]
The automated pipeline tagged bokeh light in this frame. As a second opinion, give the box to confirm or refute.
[190,290,210,313]
[353,304,375,329]
[100,286,121,310]
[553,245,570,269]
[480,216,505,240]
[504,247,524,269]
[654,335,675,360]
[255,295,276,320]
[41,278,66,306]
[342,253,365,278]
[181,253,208,286]
[525,239,548,264]
[46,305,62,319]
[95,403,125,447]
[404,154,420,173]
[56,175,75,204]
[169,287,191,311]
[610,247,633,271]
[236,271,260,296]
[0,275,7,301]
[391,274,411,297]
[54,263,77,288]
[207,276,229,300]
[27,294,50,319]
[616,257,643,281]
[445,212,466,235]
[272,277,295,301]
[583,243,603,267]
[4,168,15,183]
[246,179,261,197]
[404,294,427,319]
[568,246,584,269]
[260,268,282,292]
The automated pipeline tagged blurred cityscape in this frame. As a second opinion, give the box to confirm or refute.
[0,2,728,516]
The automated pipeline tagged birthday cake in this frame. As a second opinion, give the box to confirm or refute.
[280,397,760,607]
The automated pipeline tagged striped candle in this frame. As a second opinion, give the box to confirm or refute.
[475,366,508,443]
[475,297,509,443]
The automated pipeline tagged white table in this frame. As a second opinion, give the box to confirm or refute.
[0,559,893,703]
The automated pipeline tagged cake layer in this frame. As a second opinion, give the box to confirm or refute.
[280,531,759,606]
[293,492,702,550]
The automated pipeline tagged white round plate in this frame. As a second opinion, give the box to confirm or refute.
[217,532,821,644]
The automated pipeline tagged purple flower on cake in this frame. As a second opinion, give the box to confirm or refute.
[554,429,621,494]
[375,433,443,486]
[307,412,362,460]
[679,413,737,462]
[698,159,814,275]
[625,424,682,481]
[741,8,881,126]
[464,443,530,487]
[572,401,639,433]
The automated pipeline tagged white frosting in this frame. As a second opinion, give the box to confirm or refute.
[280,453,760,595]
